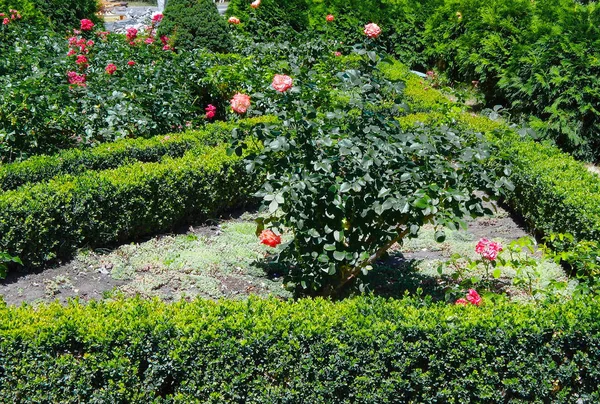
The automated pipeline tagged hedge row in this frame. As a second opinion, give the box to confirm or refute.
[0,117,274,191]
[383,59,600,243]
[0,296,599,402]
[0,142,258,268]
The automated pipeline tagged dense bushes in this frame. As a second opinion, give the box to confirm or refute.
[1,296,600,401]
[382,59,600,279]
[230,0,600,161]
[158,0,233,52]
[0,139,258,268]
[0,20,258,161]
[0,117,274,191]
[0,0,100,33]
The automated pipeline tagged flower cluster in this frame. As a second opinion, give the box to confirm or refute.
[259,230,281,248]
[271,74,293,92]
[205,104,216,119]
[456,289,482,306]
[126,27,138,42]
[67,71,86,87]
[1,9,21,25]
[475,238,503,261]
[105,63,117,75]
[230,93,251,114]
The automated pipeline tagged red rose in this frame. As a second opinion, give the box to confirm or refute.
[259,230,281,248]
[127,60,135,66]
[326,14,334,22]
[105,63,117,75]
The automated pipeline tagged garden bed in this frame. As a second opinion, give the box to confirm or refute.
[0,203,571,306]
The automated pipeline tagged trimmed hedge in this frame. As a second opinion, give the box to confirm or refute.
[0,117,274,191]
[0,296,599,401]
[383,59,600,244]
[0,142,259,268]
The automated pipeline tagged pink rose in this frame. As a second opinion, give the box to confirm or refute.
[271,74,293,92]
[80,19,94,31]
[152,13,163,23]
[251,0,260,9]
[67,49,76,56]
[75,55,88,65]
[205,104,216,119]
[67,71,86,87]
[160,35,169,45]
[334,51,342,57]
[126,27,138,41]
[230,93,251,114]
[145,37,154,44]
[0,13,5,17]
[162,45,172,51]
[2,18,9,25]
[364,22,381,39]
[466,289,482,306]
[228,16,240,24]
[105,63,117,75]
[475,238,503,261]
[326,14,334,22]
[127,60,135,66]
[455,298,468,305]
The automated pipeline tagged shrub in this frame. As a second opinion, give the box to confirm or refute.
[1,296,600,401]
[226,0,310,39]
[0,0,100,33]
[158,0,233,52]
[0,141,259,269]
[233,47,512,296]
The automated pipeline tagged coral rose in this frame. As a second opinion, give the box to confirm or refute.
[364,22,381,38]
[80,19,94,31]
[271,74,293,92]
[228,16,240,24]
[259,230,281,248]
[230,93,251,114]
[251,0,260,9]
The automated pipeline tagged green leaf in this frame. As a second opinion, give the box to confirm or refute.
[333,251,346,261]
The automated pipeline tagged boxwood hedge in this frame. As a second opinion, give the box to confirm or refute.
[0,143,259,268]
[0,296,599,402]
[0,117,274,191]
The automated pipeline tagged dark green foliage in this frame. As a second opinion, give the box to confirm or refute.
[0,0,100,33]
[1,296,600,401]
[158,0,233,52]
[0,141,259,269]
[226,0,310,39]
[0,117,274,191]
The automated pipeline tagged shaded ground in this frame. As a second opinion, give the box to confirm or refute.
[0,205,573,306]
